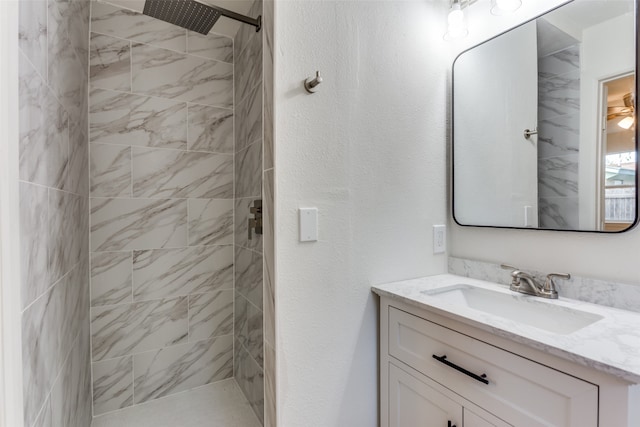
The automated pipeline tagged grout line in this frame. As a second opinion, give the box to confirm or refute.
[89,195,232,202]
[186,189,190,247]
[90,29,234,65]
[45,0,49,86]
[132,351,136,406]
[18,180,86,200]
[236,244,263,256]
[90,282,234,309]
[92,333,234,366]
[260,22,265,179]
[99,141,235,155]
[88,3,95,412]
[90,244,235,259]
[186,102,190,152]
[89,84,234,111]
[88,242,233,255]
[129,39,133,92]
[129,140,133,198]
[21,258,82,315]
[231,29,237,378]
[237,291,263,315]
[187,292,191,343]
[130,249,134,303]
[88,139,234,156]
[17,179,78,198]
[237,335,264,373]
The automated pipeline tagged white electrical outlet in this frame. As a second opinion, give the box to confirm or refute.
[433,225,446,254]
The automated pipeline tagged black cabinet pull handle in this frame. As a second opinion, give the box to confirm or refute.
[448,421,456,427]
[432,354,489,385]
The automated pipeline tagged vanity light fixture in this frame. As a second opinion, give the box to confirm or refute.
[445,0,468,40]
[445,0,523,40]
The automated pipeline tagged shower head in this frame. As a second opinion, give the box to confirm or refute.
[142,0,262,35]
[143,0,221,35]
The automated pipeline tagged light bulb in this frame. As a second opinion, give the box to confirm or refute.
[448,7,464,26]
[445,0,468,40]
[618,116,635,130]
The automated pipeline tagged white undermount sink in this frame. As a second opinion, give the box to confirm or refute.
[422,284,603,335]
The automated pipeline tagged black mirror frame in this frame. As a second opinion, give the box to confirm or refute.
[451,0,640,233]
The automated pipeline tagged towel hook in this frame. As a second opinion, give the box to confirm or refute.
[304,71,323,93]
[524,128,538,139]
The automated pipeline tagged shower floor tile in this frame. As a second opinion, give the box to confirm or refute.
[91,379,262,427]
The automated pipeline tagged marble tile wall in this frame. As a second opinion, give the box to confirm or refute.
[449,256,640,313]
[88,3,236,417]
[537,42,580,229]
[18,0,91,425]
[233,0,268,424]
[262,0,276,425]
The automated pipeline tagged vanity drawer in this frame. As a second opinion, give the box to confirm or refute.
[388,307,598,427]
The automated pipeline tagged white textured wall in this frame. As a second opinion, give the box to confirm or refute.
[450,1,640,284]
[273,1,449,425]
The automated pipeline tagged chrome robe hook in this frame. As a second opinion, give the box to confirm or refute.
[304,71,323,93]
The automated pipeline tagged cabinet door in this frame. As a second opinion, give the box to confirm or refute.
[464,408,511,427]
[389,363,462,427]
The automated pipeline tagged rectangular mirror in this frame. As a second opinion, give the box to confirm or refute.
[452,0,638,232]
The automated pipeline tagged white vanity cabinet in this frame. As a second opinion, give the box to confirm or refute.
[389,361,509,427]
[379,296,640,427]
[389,362,462,427]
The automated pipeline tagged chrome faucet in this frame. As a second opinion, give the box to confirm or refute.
[500,265,570,299]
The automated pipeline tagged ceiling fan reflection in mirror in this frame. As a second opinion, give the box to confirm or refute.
[608,92,635,129]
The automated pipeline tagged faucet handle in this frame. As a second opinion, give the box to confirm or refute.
[500,264,521,279]
[500,264,524,288]
[547,272,570,280]
[500,264,519,273]
[543,272,571,296]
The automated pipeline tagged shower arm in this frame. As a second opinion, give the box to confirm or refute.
[203,1,262,32]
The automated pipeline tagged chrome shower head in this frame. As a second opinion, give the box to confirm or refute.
[143,0,222,35]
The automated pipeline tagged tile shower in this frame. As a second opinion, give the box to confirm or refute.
[537,21,580,229]
[18,0,92,425]
[16,0,275,425]
[89,0,235,414]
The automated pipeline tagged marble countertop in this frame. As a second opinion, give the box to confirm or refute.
[372,274,640,384]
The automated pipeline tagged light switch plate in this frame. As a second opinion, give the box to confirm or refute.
[299,208,318,242]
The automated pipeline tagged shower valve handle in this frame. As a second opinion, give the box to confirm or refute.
[248,200,263,240]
